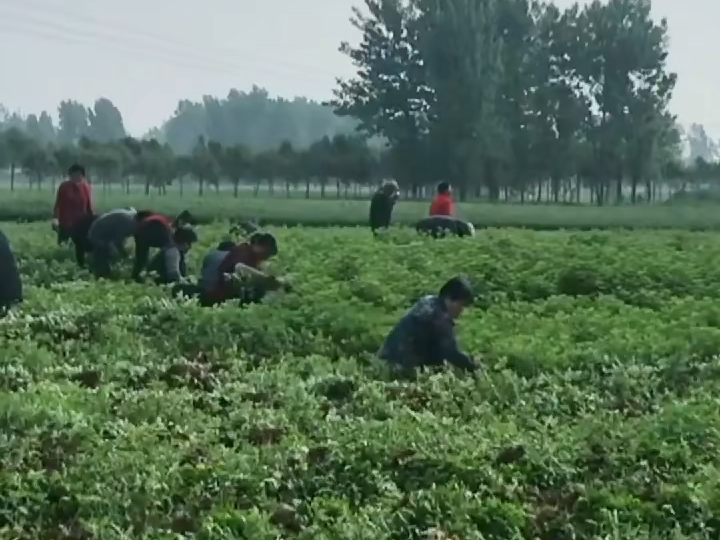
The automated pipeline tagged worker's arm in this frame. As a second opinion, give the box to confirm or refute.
[53,183,65,217]
[436,319,476,372]
[164,247,183,283]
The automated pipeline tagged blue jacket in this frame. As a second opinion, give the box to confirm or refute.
[378,295,475,371]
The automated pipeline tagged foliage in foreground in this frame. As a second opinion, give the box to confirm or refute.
[2,223,720,538]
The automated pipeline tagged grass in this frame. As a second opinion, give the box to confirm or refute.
[2,223,720,537]
[2,186,720,230]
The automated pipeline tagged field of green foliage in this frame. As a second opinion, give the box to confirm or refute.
[3,222,720,539]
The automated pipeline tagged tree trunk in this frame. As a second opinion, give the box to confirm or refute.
[10,163,15,191]
[305,179,311,199]
[630,175,639,204]
[198,177,204,196]
[233,180,239,197]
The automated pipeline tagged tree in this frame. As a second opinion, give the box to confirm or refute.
[331,0,436,192]
[87,98,126,142]
[220,144,253,197]
[57,100,89,144]
[1,128,33,190]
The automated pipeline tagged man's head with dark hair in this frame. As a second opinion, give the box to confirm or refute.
[216,240,235,251]
[173,226,198,252]
[437,182,451,195]
[438,275,474,319]
[68,163,85,181]
[248,231,278,260]
[175,210,196,226]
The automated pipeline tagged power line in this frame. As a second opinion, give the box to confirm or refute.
[3,0,343,79]
[0,6,346,83]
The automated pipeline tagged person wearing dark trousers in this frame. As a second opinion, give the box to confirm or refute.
[69,213,97,268]
[416,216,475,238]
[53,164,93,246]
[0,230,23,317]
[131,210,194,282]
[369,180,399,237]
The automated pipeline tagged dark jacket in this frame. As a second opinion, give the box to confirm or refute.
[369,192,396,232]
[378,295,475,372]
[148,244,186,284]
[416,216,474,238]
[0,231,23,309]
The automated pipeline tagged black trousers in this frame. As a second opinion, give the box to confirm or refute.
[69,215,96,268]
[132,221,172,281]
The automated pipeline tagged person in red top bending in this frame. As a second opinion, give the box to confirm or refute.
[53,164,93,245]
[203,231,288,306]
[429,182,455,217]
[131,209,194,281]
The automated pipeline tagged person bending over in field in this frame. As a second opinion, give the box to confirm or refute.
[369,180,400,237]
[429,182,455,217]
[378,276,478,377]
[416,215,475,238]
[147,226,198,287]
[85,207,137,276]
[0,230,23,317]
[53,164,94,246]
[196,239,236,300]
[203,231,289,306]
[131,209,195,281]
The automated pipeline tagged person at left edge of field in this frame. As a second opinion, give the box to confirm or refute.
[369,180,399,237]
[147,226,198,287]
[0,230,23,317]
[53,163,93,246]
[131,209,196,282]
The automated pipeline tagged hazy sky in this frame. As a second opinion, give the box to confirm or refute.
[0,0,716,137]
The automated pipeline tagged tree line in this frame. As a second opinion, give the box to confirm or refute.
[1,124,719,203]
[329,0,720,204]
[0,86,356,155]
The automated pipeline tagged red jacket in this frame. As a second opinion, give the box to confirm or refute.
[206,243,265,304]
[429,193,454,216]
[140,213,173,229]
[54,180,93,228]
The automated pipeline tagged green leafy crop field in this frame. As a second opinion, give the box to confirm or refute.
[3,223,720,538]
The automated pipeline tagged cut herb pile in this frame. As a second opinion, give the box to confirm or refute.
[2,223,720,539]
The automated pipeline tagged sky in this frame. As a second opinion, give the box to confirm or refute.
[0,0,716,137]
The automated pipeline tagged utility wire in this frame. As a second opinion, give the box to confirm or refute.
[0,4,347,82]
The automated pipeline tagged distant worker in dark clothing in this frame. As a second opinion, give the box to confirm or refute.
[0,230,23,316]
[429,181,455,217]
[53,164,93,245]
[378,276,479,376]
[87,207,137,277]
[147,226,198,285]
[132,209,194,281]
[416,216,475,238]
[369,180,400,236]
[204,231,288,306]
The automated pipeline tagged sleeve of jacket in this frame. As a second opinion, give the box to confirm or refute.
[53,183,66,217]
[164,247,182,283]
[83,182,94,214]
[434,317,476,371]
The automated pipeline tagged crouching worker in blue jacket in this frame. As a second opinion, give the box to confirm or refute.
[146,226,198,293]
[378,276,479,378]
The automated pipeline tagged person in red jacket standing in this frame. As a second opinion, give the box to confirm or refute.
[429,182,455,217]
[53,164,93,245]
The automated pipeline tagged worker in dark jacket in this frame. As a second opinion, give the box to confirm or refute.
[378,276,478,377]
[0,230,23,316]
[416,216,475,238]
[147,226,198,285]
[369,180,399,236]
[132,209,194,281]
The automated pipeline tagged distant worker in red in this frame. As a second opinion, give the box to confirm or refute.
[429,182,455,217]
[53,164,93,245]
